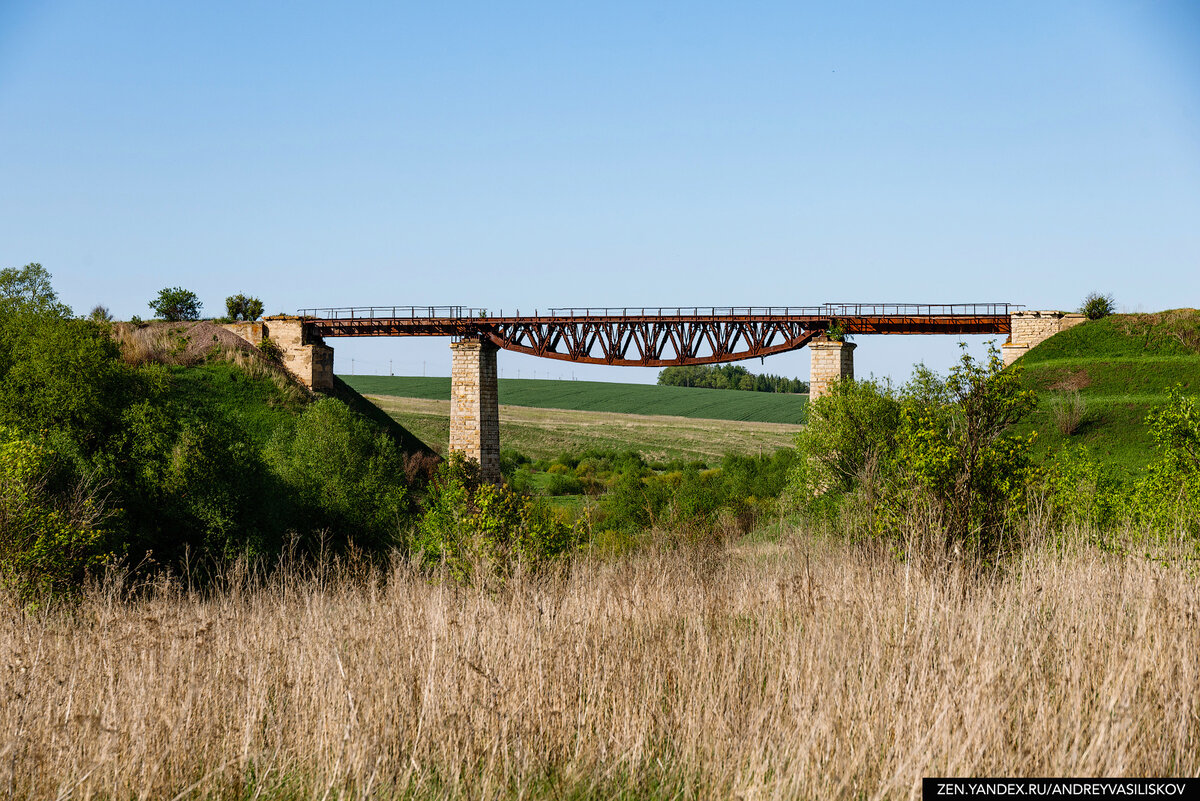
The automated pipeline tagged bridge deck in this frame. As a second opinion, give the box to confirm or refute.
[294,304,1017,367]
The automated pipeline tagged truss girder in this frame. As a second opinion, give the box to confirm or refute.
[308,314,1010,366]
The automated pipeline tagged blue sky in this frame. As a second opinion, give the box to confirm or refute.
[1,1,1197,383]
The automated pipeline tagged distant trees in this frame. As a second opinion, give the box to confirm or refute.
[149,287,202,321]
[225,293,264,322]
[658,364,808,394]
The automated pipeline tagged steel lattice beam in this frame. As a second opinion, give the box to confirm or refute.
[304,311,1012,367]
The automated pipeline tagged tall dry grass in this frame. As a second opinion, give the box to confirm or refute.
[2,533,1197,800]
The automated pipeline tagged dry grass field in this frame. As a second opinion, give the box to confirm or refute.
[3,532,1198,800]
[365,394,802,462]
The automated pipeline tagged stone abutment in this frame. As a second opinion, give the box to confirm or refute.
[449,339,501,482]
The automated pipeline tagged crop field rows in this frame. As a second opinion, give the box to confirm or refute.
[363,394,802,463]
[342,376,808,424]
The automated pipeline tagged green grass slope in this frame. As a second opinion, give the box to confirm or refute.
[340,376,809,424]
[164,362,433,454]
[1015,310,1200,473]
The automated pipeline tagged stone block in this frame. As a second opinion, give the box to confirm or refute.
[809,339,856,399]
[449,339,501,482]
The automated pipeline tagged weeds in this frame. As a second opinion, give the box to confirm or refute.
[1,534,1196,799]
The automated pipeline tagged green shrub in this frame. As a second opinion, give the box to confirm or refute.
[787,347,1040,560]
[1125,385,1200,535]
[112,399,279,563]
[788,377,901,498]
[0,427,113,600]
[258,337,283,361]
[1080,292,1116,320]
[265,398,410,552]
[543,471,585,496]
[413,454,577,580]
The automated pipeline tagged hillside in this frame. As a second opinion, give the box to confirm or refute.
[1015,309,1200,473]
[341,375,808,424]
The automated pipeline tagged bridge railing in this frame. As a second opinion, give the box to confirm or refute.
[296,303,1023,320]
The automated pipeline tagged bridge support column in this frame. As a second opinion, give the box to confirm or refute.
[449,339,501,482]
[1002,310,1087,366]
[809,339,856,399]
[223,316,333,391]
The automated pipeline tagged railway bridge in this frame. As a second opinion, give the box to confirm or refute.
[223,304,1085,481]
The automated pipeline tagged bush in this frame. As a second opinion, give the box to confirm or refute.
[149,287,202,322]
[226,294,264,322]
[112,399,279,563]
[1049,390,1086,436]
[893,351,1037,555]
[1081,292,1116,320]
[0,426,113,600]
[543,471,584,496]
[258,337,283,361]
[413,454,577,580]
[789,378,901,497]
[787,346,1040,560]
[265,398,410,552]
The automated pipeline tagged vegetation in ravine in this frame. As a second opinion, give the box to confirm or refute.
[787,342,1200,561]
[0,265,438,599]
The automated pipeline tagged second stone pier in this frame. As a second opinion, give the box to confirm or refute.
[449,339,501,482]
[809,338,856,399]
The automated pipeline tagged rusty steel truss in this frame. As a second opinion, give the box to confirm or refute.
[297,304,1017,367]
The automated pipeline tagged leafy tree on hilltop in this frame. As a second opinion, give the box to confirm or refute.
[149,287,202,321]
[225,293,264,322]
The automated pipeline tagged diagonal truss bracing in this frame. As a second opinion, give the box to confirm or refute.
[303,305,1016,367]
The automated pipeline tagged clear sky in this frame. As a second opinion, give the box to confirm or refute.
[2,1,1197,384]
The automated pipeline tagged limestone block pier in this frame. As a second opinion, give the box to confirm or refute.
[449,339,501,482]
[809,338,856,399]
[1002,311,1086,366]
[222,316,334,390]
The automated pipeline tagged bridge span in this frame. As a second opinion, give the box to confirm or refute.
[223,304,1084,482]
[297,303,1016,367]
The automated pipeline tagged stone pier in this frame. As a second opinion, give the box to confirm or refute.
[449,339,501,482]
[222,316,334,390]
[1002,310,1087,366]
[809,338,856,399]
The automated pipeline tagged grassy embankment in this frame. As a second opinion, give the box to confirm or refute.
[1015,309,1200,473]
[4,535,1196,800]
[342,376,806,463]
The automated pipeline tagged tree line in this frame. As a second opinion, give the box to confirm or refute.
[657,364,808,394]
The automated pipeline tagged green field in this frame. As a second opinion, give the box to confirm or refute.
[340,375,808,424]
[363,395,801,464]
[1015,310,1200,474]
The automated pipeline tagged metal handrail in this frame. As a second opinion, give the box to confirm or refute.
[296,303,1023,320]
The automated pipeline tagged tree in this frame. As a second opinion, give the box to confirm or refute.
[1080,292,1116,320]
[149,287,202,321]
[895,345,1038,553]
[225,293,264,322]
[88,304,113,323]
[792,377,902,495]
[0,263,71,319]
